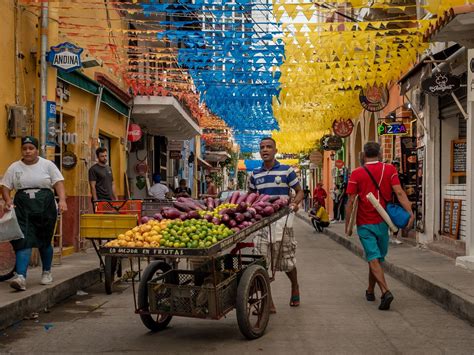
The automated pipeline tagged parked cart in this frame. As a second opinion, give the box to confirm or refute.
[99,207,290,339]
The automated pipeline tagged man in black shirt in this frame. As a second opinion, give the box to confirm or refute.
[174,179,191,198]
[89,147,117,201]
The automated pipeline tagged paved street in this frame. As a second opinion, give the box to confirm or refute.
[1,219,473,354]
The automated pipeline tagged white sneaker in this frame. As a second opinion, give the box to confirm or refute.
[10,274,27,291]
[41,271,53,285]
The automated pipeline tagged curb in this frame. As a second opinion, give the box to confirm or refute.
[0,268,100,330]
[296,213,474,325]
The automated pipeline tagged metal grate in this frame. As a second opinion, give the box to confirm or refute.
[148,255,265,319]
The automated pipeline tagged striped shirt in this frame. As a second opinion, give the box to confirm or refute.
[249,160,300,197]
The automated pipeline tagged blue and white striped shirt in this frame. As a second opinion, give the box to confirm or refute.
[248,161,300,197]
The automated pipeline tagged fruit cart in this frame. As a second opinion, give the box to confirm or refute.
[81,199,173,294]
[99,207,289,339]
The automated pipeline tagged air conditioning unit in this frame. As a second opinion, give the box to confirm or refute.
[6,105,30,139]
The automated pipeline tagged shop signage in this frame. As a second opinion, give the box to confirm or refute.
[377,122,407,136]
[309,150,323,165]
[332,119,354,138]
[127,123,142,142]
[169,150,182,160]
[56,80,70,102]
[168,140,184,151]
[421,72,460,97]
[47,42,83,72]
[451,139,466,176]
[62,151,77,169]
[46,101,56,146]
[320,135,343,151]
[335,160,345,169]
[359,85,389,112]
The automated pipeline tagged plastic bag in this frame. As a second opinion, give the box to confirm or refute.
[0,209,24,242]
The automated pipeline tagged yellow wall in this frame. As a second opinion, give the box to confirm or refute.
[60,85,127,198]
[0,1,129,197]
[0,1,38,174]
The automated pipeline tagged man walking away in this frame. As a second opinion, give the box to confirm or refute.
[345,142,413,311]
[313,182,327,208]
[89,147,117,202]
[249,137,304,311]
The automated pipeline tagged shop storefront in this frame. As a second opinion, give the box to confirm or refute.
[130,95,202,199]
[55,71,130,251]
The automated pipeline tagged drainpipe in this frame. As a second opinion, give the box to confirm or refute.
[14,0,20,105]
[39,1,49,157]
[90,86,103,161]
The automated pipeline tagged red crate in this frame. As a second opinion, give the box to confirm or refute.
[94,200,143,220]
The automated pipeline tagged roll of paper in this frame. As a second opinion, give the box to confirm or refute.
[346,196,358,237]
[366,192,399,233]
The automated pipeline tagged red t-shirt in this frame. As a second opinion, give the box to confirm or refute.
[346,162,400,226]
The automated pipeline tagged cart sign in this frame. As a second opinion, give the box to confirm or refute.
[127,123,143,142]
[422,72,460,97]
[47,42,83,72]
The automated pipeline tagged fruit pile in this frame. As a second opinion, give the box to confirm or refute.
[160,219,234,249]
[105,218,234,249]
[198,203,237,220]
[105,219,171,248]
[140,192,289,234]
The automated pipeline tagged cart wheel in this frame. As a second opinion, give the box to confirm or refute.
[104,256,117,295]
[236,265,271,340]
[138,261,173,332]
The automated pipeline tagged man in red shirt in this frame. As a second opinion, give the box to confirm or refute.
[313,182,327,208]
[345,142,413,310]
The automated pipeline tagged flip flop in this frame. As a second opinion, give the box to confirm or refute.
[290,294,300,307]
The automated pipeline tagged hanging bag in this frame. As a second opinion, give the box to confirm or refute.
[362,164,411,229]
[0,208,25,242]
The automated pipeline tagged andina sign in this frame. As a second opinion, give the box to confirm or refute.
[47,42,83,72]
[421,72,460,97]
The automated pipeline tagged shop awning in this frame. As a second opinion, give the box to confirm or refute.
[197,157,212,169]
[132,96,201,140]
[423,5,474,47]
[204,151,230,162]
[58,71,130,116]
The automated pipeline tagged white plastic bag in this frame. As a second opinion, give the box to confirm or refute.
[271,212,295,242]
[0,209,24,242]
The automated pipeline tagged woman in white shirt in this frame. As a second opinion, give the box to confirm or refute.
[1,136,67,291]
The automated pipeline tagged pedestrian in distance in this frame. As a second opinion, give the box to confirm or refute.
[249,137,304,311]
[89,147,117,202]
[148,173,170,200]
[200,174,218,199]
[313,182,327,208]
[174,178,191,198]
[345,142,414,310]
[1,136,67,291]
[309,200,330,232]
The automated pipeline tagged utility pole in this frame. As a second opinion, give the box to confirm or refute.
[40,1,49,157]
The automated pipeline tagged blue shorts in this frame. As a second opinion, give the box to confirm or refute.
[357,222,389,262]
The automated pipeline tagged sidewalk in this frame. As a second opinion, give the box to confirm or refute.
[296,213,474,325]
[0,249,100,330]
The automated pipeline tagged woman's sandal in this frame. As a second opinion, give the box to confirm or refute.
[290,294,300,307]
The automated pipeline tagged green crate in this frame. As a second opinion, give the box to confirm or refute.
[80,214,137,239]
